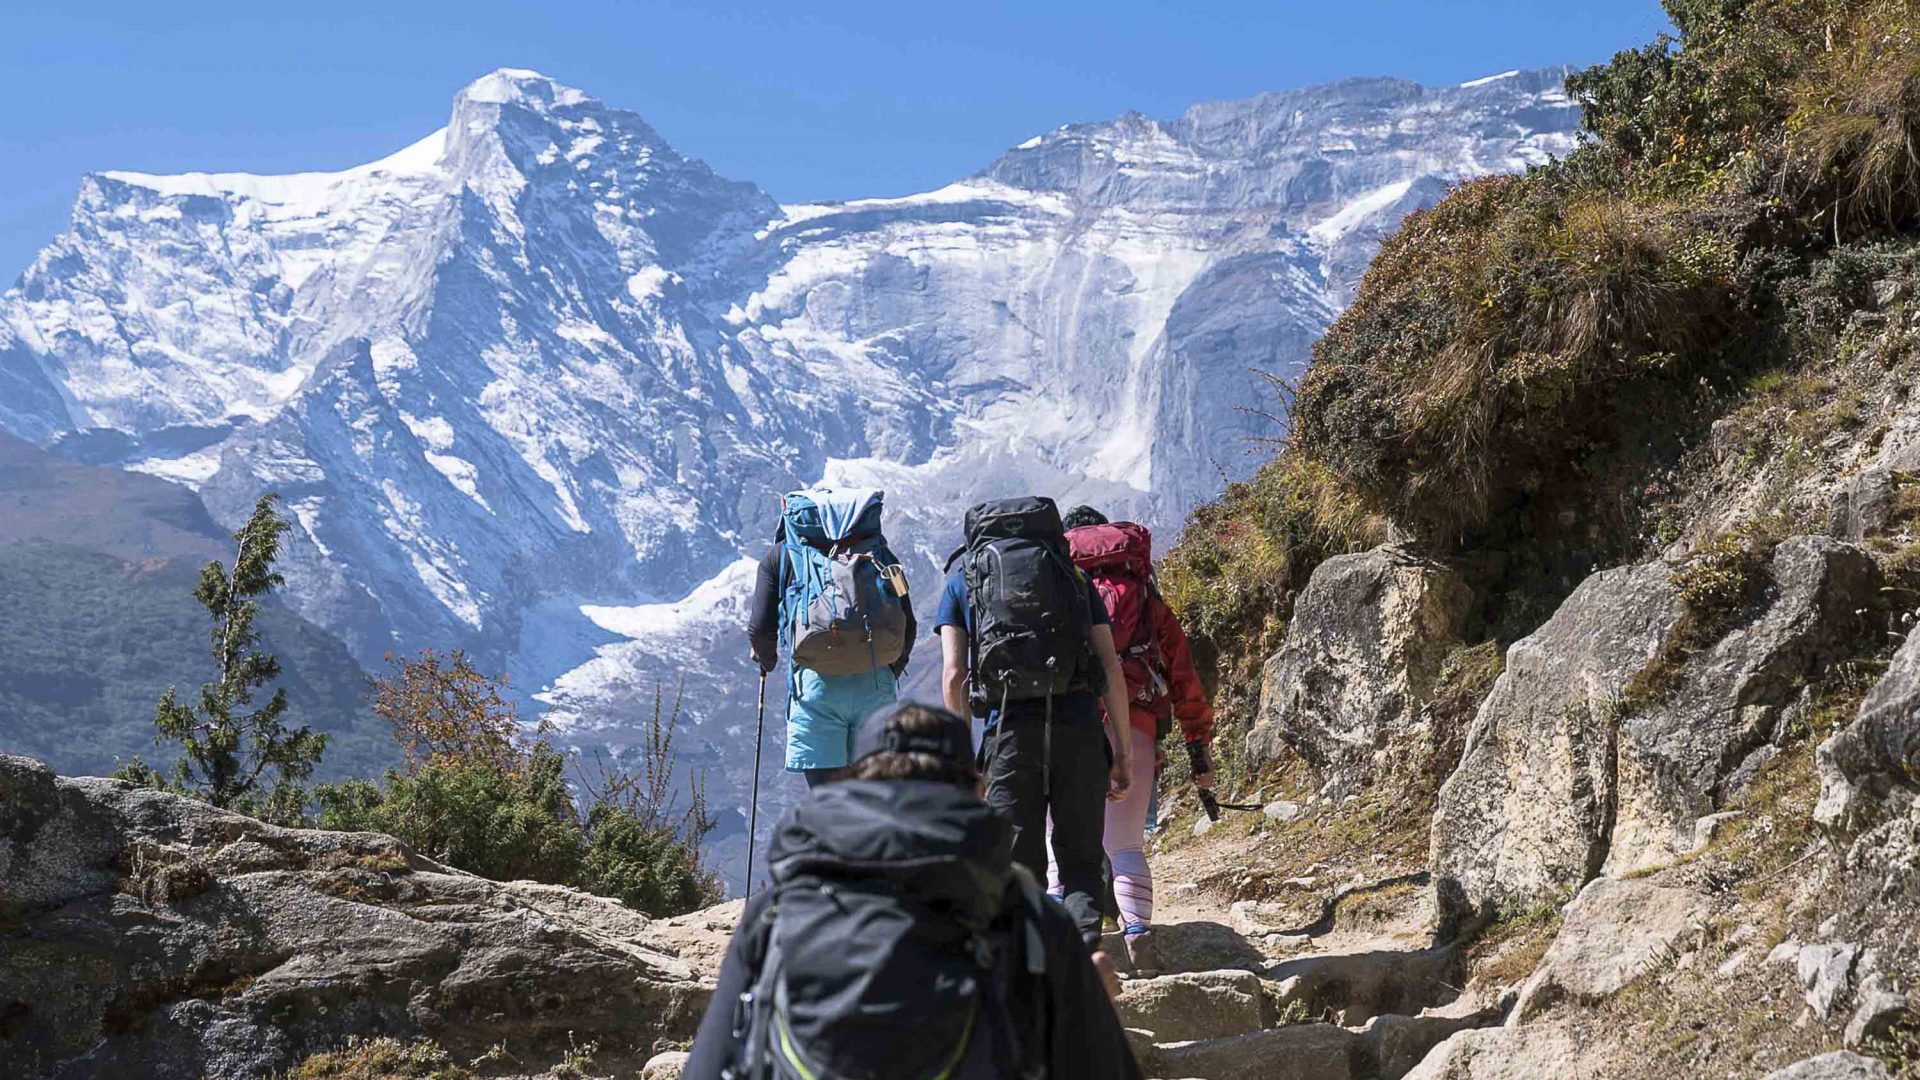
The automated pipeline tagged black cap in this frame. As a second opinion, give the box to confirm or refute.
[852,701,974,766]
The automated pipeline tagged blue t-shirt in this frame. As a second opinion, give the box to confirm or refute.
[933,568,1109,730]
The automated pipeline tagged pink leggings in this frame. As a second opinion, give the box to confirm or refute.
[1048,726,1156,932]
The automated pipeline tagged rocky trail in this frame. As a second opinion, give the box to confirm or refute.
[1105,869,1500,1080]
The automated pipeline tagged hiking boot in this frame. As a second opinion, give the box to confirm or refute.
[1124,928,1162,976]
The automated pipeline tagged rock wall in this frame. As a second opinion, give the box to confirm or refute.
[1431,537,1879,919]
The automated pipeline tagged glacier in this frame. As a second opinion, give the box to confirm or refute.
[0,66,1580,889]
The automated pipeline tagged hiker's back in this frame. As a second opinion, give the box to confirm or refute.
[729,780,1046,1080]
[955,497,1097,706]
[779,489,909,677]
[1067,521,1170,732]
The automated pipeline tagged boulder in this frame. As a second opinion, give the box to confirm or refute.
[1267,946,1463,1026]
[1510,877,1710,1023]
[641,1050,690,1079]
[1431,561,1674,920]
[1360,1012,1508,1080]
[1115,969,1270,1042]
[1247,546,1475,794]
[1609,538,1879,873]
[1401,1024,1589,1080]
[0,755,716,1080]
[1844,973,1916,1049]
[1433,538,1877,917]
[1798,942,1866,1020]
[1817,622,1920,832]
[1763,1051,1892,1079]
[1136,920,1269,974]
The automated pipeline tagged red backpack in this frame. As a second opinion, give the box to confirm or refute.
[1066,522,1172,735]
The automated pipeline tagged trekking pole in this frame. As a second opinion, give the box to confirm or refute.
[745,671,768,895]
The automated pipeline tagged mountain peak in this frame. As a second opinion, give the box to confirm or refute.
[455,68,595,112]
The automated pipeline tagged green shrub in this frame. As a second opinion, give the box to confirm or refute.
[581,799,721,915]
[1622,520,1784,710]
[1788,2,1920,238]
[290,1036,468,1080]
[316,742,584,885]
[316,658,719,916]
[1295,172,1754,540]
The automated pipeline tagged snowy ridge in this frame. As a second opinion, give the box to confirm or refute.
[0,67,1582,889]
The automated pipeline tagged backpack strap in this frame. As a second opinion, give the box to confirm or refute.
[995,864,1051,1080]
[727,899,786,1080]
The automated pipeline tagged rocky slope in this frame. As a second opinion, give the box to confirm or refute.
[0,67,1580,887]
[0,752,721,1079]
[1148,3,1920,1074]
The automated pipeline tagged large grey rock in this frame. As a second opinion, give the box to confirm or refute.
[1134,920,1269,974]
[1267,946,1463,1026]
[1431,561,1674,920]
[0,755,715,1080]
[1360,1012,1509,1080]
[1433,538,1877,917]
[1763,1051,1892,1079]
[1117,969,1270,1042]
[1610,538,1879,873]
[1510,877,1710,1023]
[1817,621,1920,832]
[1798,942,1866,1020]
[1248,546,1475,793]
[1845,973,1917,1049]
[641,1050,690,1079]
[1399,1023,1589,1080]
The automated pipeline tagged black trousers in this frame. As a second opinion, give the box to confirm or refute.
[983,720,1109,947]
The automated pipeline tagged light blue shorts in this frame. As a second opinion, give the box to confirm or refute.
[786,667,899,771]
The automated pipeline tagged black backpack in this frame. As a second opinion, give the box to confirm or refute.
[951,497,1100,711]
[726,861,1052,1080]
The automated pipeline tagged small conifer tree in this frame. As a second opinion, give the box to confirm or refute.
[146,494,328,809]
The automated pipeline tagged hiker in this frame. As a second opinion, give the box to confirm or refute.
[937,496,1136,978]
[682,702,1144,1080]
[746,488,914,788]
[1057,504,1215,973]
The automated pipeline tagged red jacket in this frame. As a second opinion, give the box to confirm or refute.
[1138,588,1214,744]
[1066,523,1214,745]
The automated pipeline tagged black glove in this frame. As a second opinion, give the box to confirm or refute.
[1186,739,1213,777]
[751,644,778,675]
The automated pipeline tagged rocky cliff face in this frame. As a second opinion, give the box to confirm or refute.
[0,67,1580,887]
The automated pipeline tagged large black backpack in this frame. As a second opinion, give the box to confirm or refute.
[952,497,1100,711]
[726,861,1051,1080]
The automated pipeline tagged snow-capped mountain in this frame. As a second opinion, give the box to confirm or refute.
[0,67,1579,888]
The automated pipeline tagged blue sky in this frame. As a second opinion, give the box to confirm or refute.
[1,0,1670,276]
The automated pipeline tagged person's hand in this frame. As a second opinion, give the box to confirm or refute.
[1108,749,1132,801]
[1184,739,1214,792]
[751,646,777,675]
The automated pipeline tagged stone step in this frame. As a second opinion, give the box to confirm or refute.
[1116,969,1273,1042]
[1138,1008,1501,1080]
[1266,946,1464,1026]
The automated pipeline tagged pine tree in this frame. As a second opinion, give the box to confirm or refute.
[148,494,328,809]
